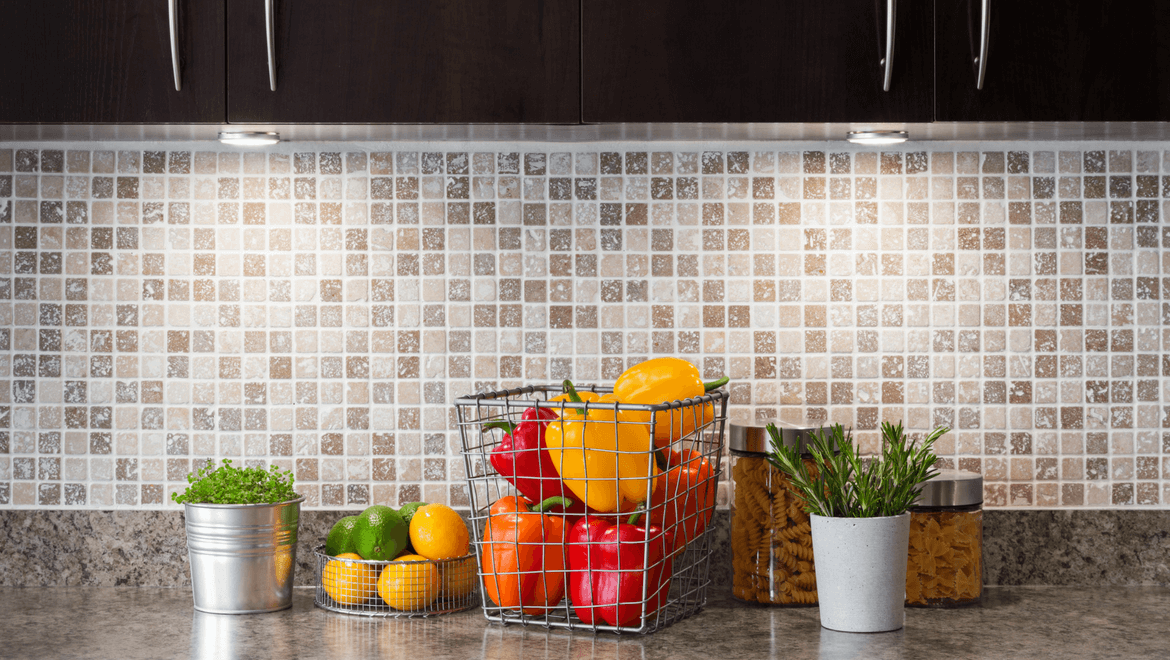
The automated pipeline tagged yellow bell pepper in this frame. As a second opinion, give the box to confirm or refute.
[612,357,729,448]
[545,381,658,513]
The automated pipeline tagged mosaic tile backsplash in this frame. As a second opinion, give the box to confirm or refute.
[1,142,1169,511]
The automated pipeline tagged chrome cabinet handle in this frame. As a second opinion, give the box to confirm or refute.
[168,0,181,91]
[880,0,896,92]
[975,0,990,89]
[265,0,277,91]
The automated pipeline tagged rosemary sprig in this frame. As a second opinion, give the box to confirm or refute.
[765,421,946,518]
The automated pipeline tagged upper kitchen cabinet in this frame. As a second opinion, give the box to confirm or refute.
[0,0,225,123]
[582,0,934,123]
[937,1,1170,121]
[226,1,580,123]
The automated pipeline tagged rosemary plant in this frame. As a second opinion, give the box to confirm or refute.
[765,422,946,518]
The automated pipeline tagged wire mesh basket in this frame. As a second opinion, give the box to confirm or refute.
[456,384,727,634]
[312,545,478,618]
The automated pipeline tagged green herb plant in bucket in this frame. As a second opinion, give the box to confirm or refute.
[178,459,305,614]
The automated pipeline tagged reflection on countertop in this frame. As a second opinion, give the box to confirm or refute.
[1,586,1168,660]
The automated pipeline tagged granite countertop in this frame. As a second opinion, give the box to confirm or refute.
[2,587,1167,659]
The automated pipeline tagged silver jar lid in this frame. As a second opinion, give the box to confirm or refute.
[729,420,824,455]
[915,470,983,507]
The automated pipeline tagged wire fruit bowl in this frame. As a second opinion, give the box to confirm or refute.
[312,545,478,618]
[456,384,727,634]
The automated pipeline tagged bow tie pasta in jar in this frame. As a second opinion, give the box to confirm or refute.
[905,470,983,607]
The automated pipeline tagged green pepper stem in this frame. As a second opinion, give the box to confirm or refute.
[703,377,730,392]
[533,496,574,513]
[562,379,583,403]
[483,420,518,435]
[655,449,669,472]
[627,505,645,526]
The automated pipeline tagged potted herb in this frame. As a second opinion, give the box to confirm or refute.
[766,422,946,633]
[174,459,304,614]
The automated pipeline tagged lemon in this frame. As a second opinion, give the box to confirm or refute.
[409,504,470,561]
[441,556,478,598]
[378,554,440,610]
[322,552,378,605]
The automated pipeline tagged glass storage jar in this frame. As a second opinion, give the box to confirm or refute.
[730,420,829,606]
[905,469,983,607]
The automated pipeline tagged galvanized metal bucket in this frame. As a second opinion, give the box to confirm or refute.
[184,497,304,614]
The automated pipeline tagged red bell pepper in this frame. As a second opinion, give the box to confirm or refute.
[487,407,586,515]
[648,448,717,553]
[567,510,674,628]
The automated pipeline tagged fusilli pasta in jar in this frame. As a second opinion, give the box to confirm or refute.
[729,421,829,606]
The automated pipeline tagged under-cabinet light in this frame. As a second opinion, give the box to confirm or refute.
[218,131,281,146]
[846,130,909,145]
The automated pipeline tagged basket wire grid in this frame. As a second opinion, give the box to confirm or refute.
[313,545,479,618]
[457,384,728,634]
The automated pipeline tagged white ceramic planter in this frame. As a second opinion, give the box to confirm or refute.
[809,512,911,633]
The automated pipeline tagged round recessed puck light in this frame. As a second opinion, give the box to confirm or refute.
[218,131,281,146]
[846,130,909,145]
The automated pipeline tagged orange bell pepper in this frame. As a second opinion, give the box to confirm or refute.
[648,448,717,553]
[612,357,728,448]
[480,495,572,614]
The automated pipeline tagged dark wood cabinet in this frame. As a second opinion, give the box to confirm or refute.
[582,0,934,123]
[0,0,225,123]
[7,1,1170,126]
[226,0,580,124]
[936,0,1170,121]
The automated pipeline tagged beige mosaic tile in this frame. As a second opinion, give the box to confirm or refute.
[0,143,1167,510]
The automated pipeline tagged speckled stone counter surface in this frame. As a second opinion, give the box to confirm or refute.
[3,510,1170,587]
[1,587,1167,659]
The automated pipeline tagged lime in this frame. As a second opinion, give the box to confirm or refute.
[353,505,409,561]
[397,501,429,524]
[325,515,359,556]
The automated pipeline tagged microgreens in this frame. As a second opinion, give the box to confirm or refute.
[766,421,946,518]
[171,459,299,505]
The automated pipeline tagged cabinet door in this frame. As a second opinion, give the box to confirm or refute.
[226,1,579,123]
[937,0,1170,121]
[582,0,933,123]
[0,0,225,123]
